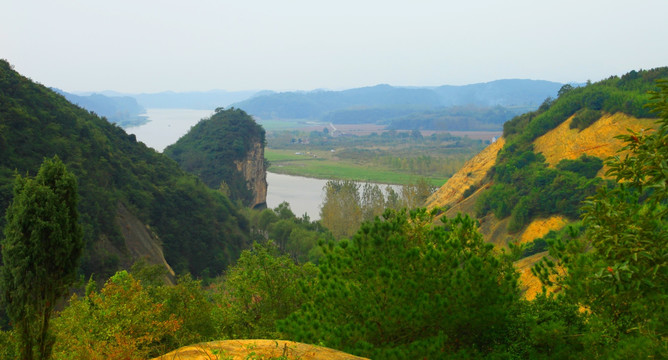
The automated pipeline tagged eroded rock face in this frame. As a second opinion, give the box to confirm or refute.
[115,203,176,284]
[426,137,505,210]
[235,141,267,209]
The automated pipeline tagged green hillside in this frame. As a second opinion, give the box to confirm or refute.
[0,60,249,278]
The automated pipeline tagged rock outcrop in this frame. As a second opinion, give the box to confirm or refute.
[152,340,369,360]
[235,141,268,209]
[115,203,176,284]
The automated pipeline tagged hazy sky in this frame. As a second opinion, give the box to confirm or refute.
[2,0,667,93]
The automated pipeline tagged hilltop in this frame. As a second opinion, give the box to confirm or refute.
[426,67,668,297]
[0,60,250,279]
[164,108,268,208]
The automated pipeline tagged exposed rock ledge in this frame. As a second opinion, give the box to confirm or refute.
[152,339,369,360]
[235,141,268,209]
[426,137,505,210]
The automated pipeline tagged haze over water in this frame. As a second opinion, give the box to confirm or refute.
[128,109,213,152]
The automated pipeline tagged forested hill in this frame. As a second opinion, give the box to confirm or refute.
[164,108,268,208]
[232,80,563,127]
[0,60,249,278]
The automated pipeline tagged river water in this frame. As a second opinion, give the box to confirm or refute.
[127,109,398,220]
[266,172,328,220]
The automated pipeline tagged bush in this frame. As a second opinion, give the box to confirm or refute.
[570,108,603,131]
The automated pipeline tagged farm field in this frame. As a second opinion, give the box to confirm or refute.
[265,128,492,186]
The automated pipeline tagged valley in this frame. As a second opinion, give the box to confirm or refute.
[0,61,665,359]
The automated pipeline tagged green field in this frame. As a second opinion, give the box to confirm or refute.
[266,149,447,186]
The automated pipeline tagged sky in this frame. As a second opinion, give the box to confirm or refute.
[2,0,667,93]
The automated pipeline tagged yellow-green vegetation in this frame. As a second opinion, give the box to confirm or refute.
[476,67,668,233]
[319,179,435,239]
[266,127,489,186]
[266,127,487,186]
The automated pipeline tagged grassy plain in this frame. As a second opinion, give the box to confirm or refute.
[264,124,496,186]
[267,148,447,186]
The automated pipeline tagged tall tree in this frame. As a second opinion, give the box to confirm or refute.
[361,183,385,221]
[320,180,362,239]
[1,156,83,360]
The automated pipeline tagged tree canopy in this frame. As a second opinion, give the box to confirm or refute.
[1,156,83,360]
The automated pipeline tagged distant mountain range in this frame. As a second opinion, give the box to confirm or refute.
[53,89,148,127]
[230,80,565,130]
[68,79,565,131]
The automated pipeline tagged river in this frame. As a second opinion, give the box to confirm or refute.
[127,109,398,220]
[265,172,328,220]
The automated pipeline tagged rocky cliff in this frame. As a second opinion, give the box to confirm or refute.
[235,141,268,209]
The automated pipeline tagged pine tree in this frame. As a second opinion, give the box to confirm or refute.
[1,156,83,360]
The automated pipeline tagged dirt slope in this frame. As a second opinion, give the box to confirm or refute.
[426,137,505,210]
[534,113,656,175]
[152,340,368,360]
[426,113,654,298]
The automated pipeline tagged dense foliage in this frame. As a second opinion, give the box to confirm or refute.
[245,202,332,264]
[211,242,318,340]
[475,153,604,232]
[0,61,664,359]
[0,59,249,278]
[476,68,668,233]
[279,209,521,358]
[1,157,83,360]
[164,107,266,206]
